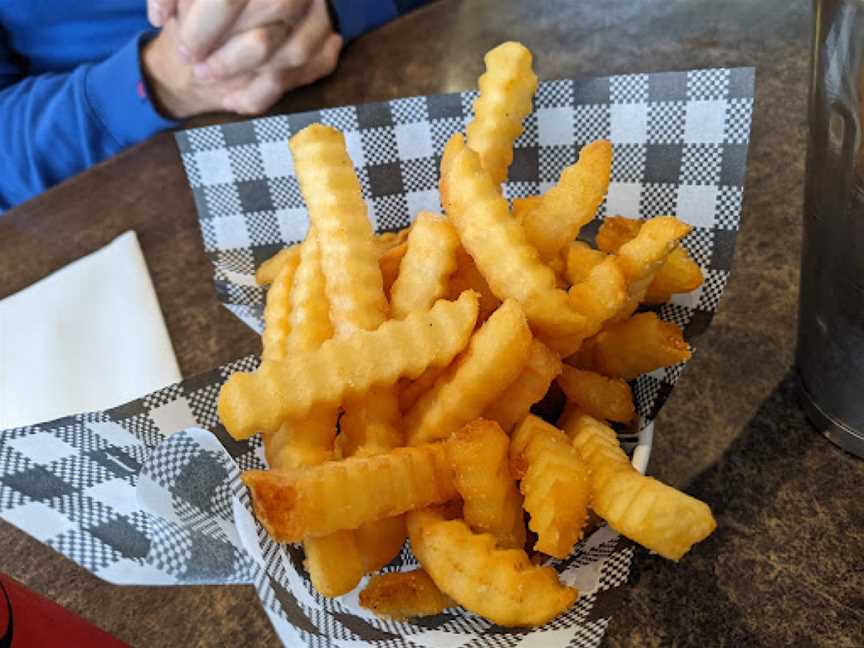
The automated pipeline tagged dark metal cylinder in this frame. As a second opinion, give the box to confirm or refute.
[798,0,864,457]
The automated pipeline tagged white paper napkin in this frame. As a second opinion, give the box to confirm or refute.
[0,231,181,429]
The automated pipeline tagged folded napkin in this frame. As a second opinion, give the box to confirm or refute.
[0,231,181,429]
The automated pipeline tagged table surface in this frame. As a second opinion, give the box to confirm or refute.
[2,0,863,646]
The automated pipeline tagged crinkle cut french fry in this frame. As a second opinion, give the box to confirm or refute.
[446,420,526,549]
[644,245,704,303]
[289,124,388,335]
[261,259,296,361]
[441,134,588,339]
[565,241,607,286]
[390,212,460,319]
[256,244,301,286]
[264,231,338,470]
[407,507,578,627]
[568,256,628,326]
[380,241,408,299]
[398,367,445,414]
[286,231,333,354]
[521,140,612,262]
[569,413,716,560]
[595,215,643,253]
[597,216,703,302]
[242,443,458,542]
[406,299,533,445]
[445,247,501,322]
[374,228,411,256]
[466,41,538,185]
[360,569,453,620]
[304,531,365,597]
[511,195,542,224]
[218,291,479,439]
[604,216,692,323]
[510,415,589,558]
[615,216,692,284]
[264,410,337,470]
[574,312,691,381]
[483,339,561,433]
[339,387,404,457]
[557,365,635,423]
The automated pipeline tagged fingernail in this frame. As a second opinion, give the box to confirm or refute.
[178,44,191,62]
[193,63,212,80]
[151,1,165,25]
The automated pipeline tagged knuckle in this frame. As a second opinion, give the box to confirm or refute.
[251,29,273,56]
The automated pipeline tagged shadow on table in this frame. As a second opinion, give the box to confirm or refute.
[605,372,825,647]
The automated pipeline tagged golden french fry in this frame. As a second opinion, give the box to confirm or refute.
[483,340,561,432]
[574,312,690,380]
[557,366,635,423]
[260,259,295,362]
[304,531,365,597]
[407,507,578,627]
[256,244,301,286]
[510,416,589,559]
[406,299,533,445]
[445,247,501,322]
[466,41,538,185]
[263,231,338,471]
[564,240,606,286]
[289,124,388,335]
[615,216,692,285]
[597,216,703,303]
[257,230,409,287]
[644,246,704,303]
[441,134,588,339]
[569,413,716,560]
[398,367,445,414]
[595,215,642,253]
[374,228,411,256]
[285,232,333,354]
[339,387,404,457]
[219,291,479,439]
[522,140,612,262]
[360,569,452,620]
[353,514,408,574]
[390,212,460,319]
[446,420,526,549]
[511,195,543,223]
[380,241,408,299]
[568,255,628,325]
[243,443,457,542]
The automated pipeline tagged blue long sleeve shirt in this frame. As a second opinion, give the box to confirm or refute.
[0,0,430,212]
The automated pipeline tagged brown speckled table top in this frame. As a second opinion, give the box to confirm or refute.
[1,0,863,646]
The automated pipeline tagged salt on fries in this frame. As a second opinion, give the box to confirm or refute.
[219,39,717,627]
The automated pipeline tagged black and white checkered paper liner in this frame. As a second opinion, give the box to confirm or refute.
[0,67,753,648]
[177,66,754,424]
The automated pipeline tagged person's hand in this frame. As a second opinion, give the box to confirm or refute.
[145,0,342,115]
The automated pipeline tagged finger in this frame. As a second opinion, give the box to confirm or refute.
[195,22,289,80]
[178,0,249,62]
[233,0,313,33]
[148,0,179,27]
[223,70,287,115]
[293,32,342,85]
[272,0,333,69]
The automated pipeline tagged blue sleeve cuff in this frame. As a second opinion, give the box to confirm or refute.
[84,32,177,149]
[328,0,398,41]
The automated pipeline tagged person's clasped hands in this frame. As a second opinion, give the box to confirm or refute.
[142,0,343,119]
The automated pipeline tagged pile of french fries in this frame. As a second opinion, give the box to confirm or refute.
[218,41,717,627]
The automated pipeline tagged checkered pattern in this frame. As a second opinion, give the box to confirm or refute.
[177,69,753,340]
[0,67,753,648]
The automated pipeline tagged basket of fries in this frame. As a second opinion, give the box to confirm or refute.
[0,42,754,648]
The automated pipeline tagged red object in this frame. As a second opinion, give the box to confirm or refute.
[0,574,128,647]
